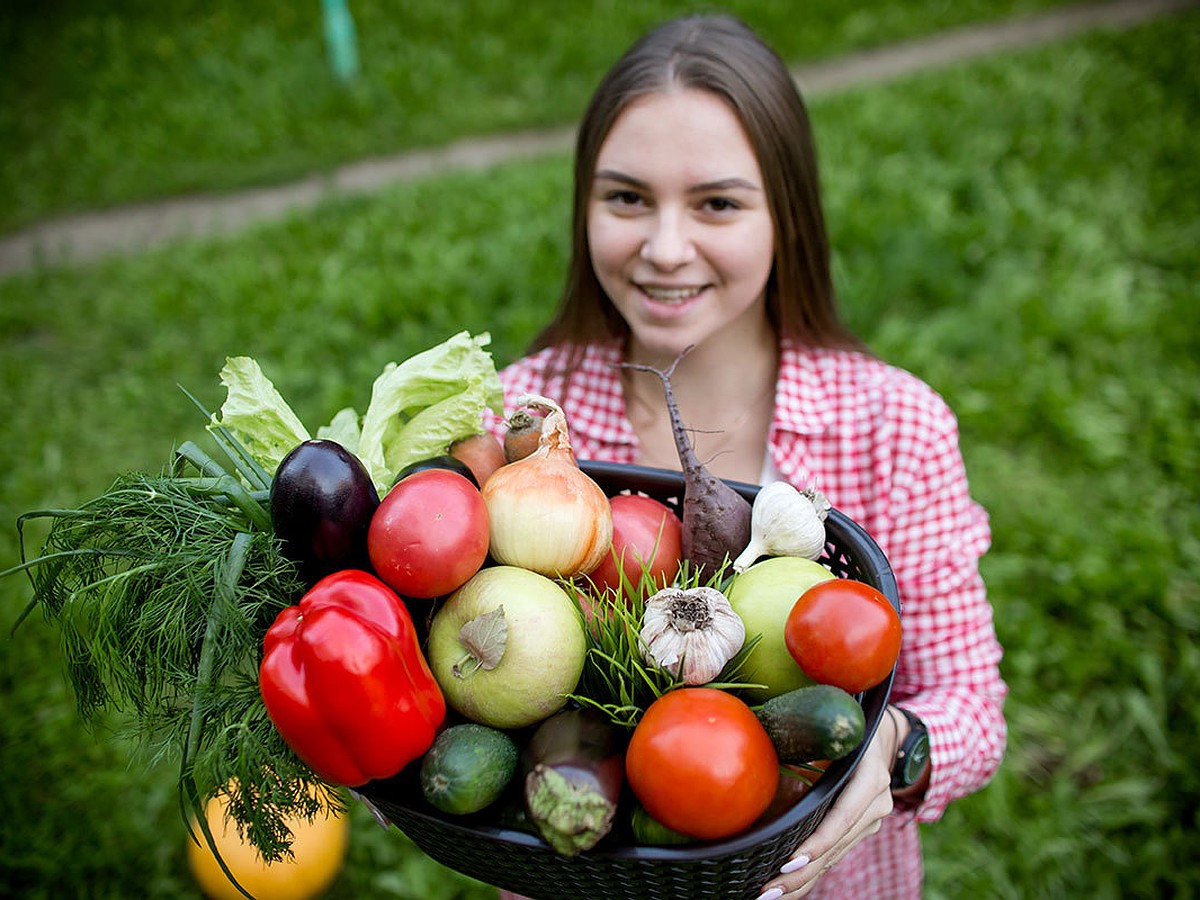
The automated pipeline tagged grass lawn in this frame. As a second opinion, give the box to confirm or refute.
[2,6,1198,900]
[0,0,1079,233]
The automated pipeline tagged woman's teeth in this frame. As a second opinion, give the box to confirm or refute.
[642,286,703,302]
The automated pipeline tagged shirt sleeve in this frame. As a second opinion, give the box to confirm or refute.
[875,391,1007,823]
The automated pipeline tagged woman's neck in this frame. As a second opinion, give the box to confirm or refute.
[621,329,779,484]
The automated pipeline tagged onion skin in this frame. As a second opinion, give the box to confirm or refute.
[482,396,613,578]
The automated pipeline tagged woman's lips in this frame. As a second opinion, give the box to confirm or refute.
[638,284,706,303]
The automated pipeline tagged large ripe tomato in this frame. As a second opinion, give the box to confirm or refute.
[368,468,489,599]
[587,494,683,597]
[625,688,778,840]
[784,579,901,693]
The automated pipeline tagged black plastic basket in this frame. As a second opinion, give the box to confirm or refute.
[363,461,899,900]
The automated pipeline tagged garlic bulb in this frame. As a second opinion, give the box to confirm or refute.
[639,586,746,685]
[732,481,829,573]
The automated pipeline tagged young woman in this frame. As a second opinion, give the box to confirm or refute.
[492,14,1006,899]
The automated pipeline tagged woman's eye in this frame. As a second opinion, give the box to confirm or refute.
[605,190,643,206]
[703,197,739,212]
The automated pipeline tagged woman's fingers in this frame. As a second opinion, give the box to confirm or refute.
[756,717,897,899]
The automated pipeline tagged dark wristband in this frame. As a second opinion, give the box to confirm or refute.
[890,707,930,791]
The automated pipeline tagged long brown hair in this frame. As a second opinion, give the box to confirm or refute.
[530,14,862,354]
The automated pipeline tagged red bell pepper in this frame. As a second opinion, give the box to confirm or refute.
[259,569,445,786]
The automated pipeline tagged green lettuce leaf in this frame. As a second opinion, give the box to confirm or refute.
[315,407,362,453]
[209,332,504,493]
[210,357,311,473]
[356,331,504,492]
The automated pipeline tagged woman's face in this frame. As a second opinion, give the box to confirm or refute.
[587,88,775,363]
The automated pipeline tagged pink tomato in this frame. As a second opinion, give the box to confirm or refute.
[368,469,489,599]
[588,494,683,598]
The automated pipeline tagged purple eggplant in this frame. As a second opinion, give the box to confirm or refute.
[522,707,626,857]
[270,439,379,584]
[392,454,479,488]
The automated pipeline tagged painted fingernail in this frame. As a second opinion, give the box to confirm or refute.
[781,854,810,874]
[756,889,785,900]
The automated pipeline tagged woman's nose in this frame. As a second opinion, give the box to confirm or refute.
[639,211,695,269]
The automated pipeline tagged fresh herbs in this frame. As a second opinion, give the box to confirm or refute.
[4,412,326,870]
[567,563,763,729]
[1,332,508,877]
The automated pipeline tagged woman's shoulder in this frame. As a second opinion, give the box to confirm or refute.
[498,341,623,393]
[778,342,959,436]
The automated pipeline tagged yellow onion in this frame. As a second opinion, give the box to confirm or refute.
[482,394,613,578]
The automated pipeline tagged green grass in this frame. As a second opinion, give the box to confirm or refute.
[0,0,1078,233]
[814,18,1200,898]
[2,7,1199,900]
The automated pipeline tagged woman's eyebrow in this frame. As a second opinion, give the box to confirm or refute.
[593,169,648,189]
[690,177,761,193]
[593,170,760,193]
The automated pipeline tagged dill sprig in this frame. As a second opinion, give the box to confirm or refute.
[566,560,764,729]
[2,415,333,875]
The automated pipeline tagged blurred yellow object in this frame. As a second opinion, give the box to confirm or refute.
[187,785,349,900]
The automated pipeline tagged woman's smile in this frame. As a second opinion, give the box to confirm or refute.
[637,283,707,303]
[586,87,776,361]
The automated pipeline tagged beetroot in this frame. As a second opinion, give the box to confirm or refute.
[620,348,753,577]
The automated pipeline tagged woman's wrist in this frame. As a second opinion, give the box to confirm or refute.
[885,705,909,760]
[887,706,931,805]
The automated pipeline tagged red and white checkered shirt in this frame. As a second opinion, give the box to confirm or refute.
[490,338,1007,899]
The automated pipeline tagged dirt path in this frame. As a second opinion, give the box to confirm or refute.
[0,0,1193,278]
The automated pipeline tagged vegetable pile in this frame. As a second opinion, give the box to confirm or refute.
[3,334,901,892]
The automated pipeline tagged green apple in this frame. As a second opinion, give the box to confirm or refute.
[727,556,835,701]
[427,565,586,729]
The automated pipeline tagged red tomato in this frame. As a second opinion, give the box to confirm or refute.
[367,469,489,599]
[587,494,683,597]
[783,579,901,693]
[757,760,830,825]
[625,688,778,840]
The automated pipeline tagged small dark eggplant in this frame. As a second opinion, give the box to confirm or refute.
[270,439,380,584]
[392,454,479,488]
[522,707,626,857]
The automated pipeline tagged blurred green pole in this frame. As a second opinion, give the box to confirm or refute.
[321,0,360,83]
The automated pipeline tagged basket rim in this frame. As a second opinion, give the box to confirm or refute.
[368,460,899,863]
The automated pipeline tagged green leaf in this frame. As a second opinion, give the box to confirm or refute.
[210,357,311,474]
[355,330,504,492]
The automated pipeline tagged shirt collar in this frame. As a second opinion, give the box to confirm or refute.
[773,340,837,436]
[566,338,835,444]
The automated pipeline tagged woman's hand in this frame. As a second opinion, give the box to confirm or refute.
[755,708,903,899]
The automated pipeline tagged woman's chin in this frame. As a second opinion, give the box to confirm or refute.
[625,333,701,365]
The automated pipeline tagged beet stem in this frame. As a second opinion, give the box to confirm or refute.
[618,347,753,575]
[617,346,708,481]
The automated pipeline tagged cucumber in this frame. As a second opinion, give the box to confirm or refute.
[629,802,695,846]
[756,684,865,762]
[420,723,519,815]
